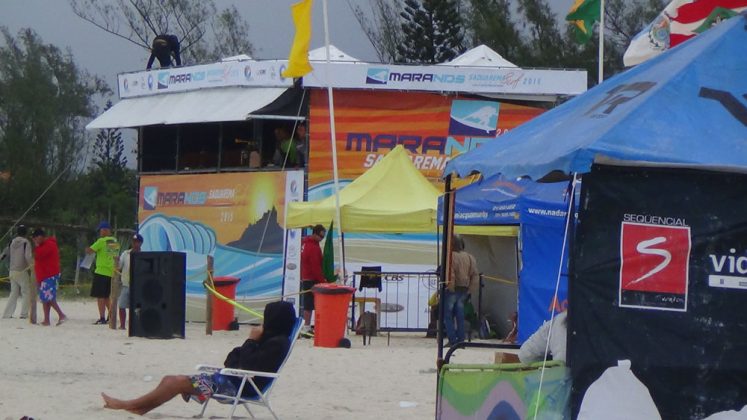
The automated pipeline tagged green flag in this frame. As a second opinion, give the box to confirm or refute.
[322,221,337,282]
[566,0,600,44]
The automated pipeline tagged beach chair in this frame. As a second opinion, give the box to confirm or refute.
[194,317,303,420]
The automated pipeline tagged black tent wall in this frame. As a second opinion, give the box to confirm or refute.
[569,164,747,419]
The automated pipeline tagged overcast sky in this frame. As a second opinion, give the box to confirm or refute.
[0,0,382,94]
[0,0,576,99]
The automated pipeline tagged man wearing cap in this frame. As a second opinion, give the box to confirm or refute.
[86,221,121,325]
[116,234,143,330]
[1,225,33,320]
[32,229,66,326]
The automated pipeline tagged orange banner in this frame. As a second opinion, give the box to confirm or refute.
[139,172,292,243]
[307,89,544,189]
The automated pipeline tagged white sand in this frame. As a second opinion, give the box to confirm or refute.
[0,298,497,420]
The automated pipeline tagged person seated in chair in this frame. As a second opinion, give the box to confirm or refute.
[518,310,567,364]
[101,301,296,415]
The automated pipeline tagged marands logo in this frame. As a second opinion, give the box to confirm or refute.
[619,216,691,312]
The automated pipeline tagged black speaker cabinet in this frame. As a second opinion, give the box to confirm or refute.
[129,251,186,339]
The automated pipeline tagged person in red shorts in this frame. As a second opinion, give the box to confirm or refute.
[32,229,66,326]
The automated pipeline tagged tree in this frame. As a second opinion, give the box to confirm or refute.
[83,101,137,229]
[348,0,405,63]
[91,101,127,176]
[459,0,667,86]
[465,0,526,62]
[69,0,254,65]
[0,27,108,219]
[397,0,466,64]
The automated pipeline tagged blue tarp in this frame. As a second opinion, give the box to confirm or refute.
[445,14,747,180]
[439,175,578,343]
[517,181,577,342]
[437,176,532,225]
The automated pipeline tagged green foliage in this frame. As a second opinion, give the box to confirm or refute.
[0,27,108,219]
[466,0,524,62]
[397,0,466,64]
[357,0,668,85]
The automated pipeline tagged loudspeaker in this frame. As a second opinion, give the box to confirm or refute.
[129,251,186,339]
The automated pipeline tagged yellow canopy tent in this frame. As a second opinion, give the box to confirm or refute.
[286,145,439,232]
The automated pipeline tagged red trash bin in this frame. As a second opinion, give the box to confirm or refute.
[312,283,355,348]
[212,276,240,331]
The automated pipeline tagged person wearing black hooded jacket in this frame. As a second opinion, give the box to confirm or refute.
[101,301,296,415]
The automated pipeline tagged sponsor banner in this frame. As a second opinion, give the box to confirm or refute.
[569,164,747,419]
[138,171,302,319]
[119,60,293,98]
[303,62,587,96]
[619,221,691,311]
[282,171,304,315]
[307,89,545,189]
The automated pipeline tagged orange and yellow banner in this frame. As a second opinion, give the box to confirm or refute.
[307,89,545,189]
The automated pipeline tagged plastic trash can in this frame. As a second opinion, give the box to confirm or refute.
[312,283,355,348]
[212,276,240,331]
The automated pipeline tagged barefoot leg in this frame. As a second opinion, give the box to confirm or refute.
[101,375,196,415]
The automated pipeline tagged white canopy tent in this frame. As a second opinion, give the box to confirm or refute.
[443,44,518,68]
[308,45,361,62]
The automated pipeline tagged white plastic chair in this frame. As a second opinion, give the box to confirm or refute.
[194,318,303,420]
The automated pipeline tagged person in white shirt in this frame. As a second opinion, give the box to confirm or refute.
[518,310,568,364]
[117,234,142,330]
[1,225,34,320]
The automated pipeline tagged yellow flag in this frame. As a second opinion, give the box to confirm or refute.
[282,0,314,78]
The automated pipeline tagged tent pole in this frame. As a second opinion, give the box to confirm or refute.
[436,174,455,414]
[598,0,605,84]
[322,0,346,279]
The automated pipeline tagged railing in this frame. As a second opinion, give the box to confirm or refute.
[350,270,439,332]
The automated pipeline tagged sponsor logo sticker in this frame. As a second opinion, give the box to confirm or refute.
[619,221,691,311]
[448,99,500,136]
[143,186,158,210]
[366,68,389,85]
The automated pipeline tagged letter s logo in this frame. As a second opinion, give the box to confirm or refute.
[630,237,671,284]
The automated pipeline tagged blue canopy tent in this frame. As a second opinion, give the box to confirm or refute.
[437,175,575,341]
[436,176,529,338]
[445,14,747,181]
[438,14,747,419]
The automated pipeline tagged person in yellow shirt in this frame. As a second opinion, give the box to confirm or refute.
[86,221,120,325]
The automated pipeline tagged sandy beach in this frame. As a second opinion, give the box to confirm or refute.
[0,298,500,420]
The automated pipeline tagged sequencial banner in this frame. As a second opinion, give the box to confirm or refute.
[569,164,747,419]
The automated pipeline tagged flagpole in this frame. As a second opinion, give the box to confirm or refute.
[598,0,605,84]
[322,0,347,282]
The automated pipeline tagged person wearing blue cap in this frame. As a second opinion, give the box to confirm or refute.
[116,234,143,330]
[86,221,121,325]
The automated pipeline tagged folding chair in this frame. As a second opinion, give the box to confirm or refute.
[194,317,303,420]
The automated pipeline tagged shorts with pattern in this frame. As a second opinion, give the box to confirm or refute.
[39,274,60,303]
[188,372,238,403]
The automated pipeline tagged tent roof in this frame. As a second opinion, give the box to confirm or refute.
[442,44,518,68]
[86,87,289,129]
[308,45,361,62]
[445,14,747,180]
[286,145,440,232]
